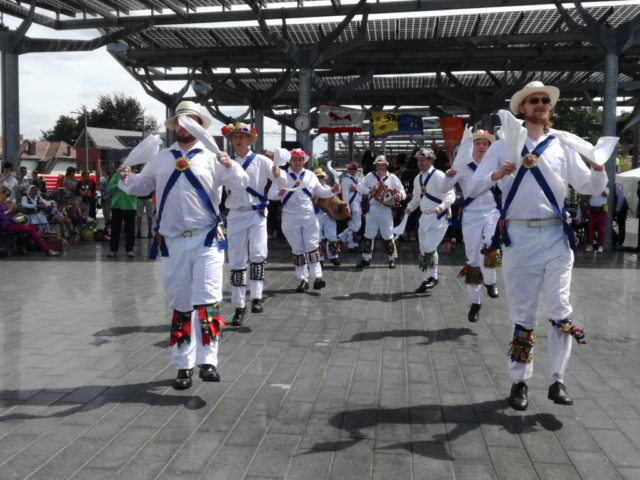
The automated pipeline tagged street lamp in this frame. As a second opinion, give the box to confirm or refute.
[71,109,89,171]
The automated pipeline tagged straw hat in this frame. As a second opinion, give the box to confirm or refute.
[221,122,257,145]
[510,81,560,115]
[415,148,436,159]
[374,155,388,165]
[290,149,309,160]
[164,101,211,131]
[346,163,362,170]
[472,129,495,144]
[314,168,328,177]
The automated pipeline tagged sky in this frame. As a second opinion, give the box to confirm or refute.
[0,0,636,156]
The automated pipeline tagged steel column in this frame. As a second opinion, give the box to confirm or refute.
[298,66,311,155]
[602,50,618,252]
[348,132,354,164]
[1,52,20,171]
[166,105,175,146]
[254,108,264,154]
[633,122,639,170]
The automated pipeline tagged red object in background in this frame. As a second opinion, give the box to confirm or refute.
[43,174,95,192]
[440,117,464,160]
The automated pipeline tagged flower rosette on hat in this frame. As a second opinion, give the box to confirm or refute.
[291,149,307,158]
[222,122,257,145]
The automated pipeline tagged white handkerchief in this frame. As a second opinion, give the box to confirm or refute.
[273,148,291,168]
[392,214,409,241]
[548,129,618,166]
[122,135,162,168]
[177,115,221,156]
[497,110,527,166]
[451,126,473,170]
[326,161,342,182]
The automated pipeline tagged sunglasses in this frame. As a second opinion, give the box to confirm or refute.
[526,97,551,105]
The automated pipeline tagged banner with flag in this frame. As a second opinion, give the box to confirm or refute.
[371,112,423,138]
[317,104,366,134]
[440,117,464,160]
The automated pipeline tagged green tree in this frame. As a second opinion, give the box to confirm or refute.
[40,115,80,144]
[87,93,149,131]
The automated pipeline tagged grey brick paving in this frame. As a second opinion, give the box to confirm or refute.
[0,237,639,479]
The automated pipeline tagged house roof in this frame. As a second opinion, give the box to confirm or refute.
[78,127,145,150]
[18,141,76,161]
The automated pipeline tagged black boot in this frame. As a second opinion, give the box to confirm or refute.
[485,283,499,298]
[313,278,326,290]
[172,368,194,390]
[231,306,247,326]
[296,280,309,292]
[415,281,429,293]
[356,259,370,268]
[251,298,263,313]
[331,258,341,267]
[424,277,438,289]
[548,381,573,405]
[468,303,481,323]
[388,260,396,269]
[508,382,529,411]
[199,364,221,382]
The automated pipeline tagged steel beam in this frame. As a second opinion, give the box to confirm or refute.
[255,108,264,153]
[1,51,20,171]
[298,66,311,156]
[602,50,618,252]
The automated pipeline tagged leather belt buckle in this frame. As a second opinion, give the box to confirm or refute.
[182,230,193,237]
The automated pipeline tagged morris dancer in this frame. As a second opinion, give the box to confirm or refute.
[223,122,287,326]
[444,130,502,322]
[269,150,340,292]
[467,82,609,410]
[357,155,405,269]
[314,168,341,266]
[405,148,455,292]
[338,163,362,252]
[118,101,249,390]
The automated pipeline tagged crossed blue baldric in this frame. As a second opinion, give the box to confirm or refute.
[227,152,269,217]
[453,161,503,229]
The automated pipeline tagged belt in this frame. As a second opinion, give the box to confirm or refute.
[236,206,254,211]
[181,225,216,237]
[506,218,563,228]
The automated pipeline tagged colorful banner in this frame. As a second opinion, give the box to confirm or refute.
[440,117,464,160]
[371,112,423,138]
[318,104,365,134]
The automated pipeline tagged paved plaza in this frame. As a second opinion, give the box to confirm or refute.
[1,234,640,480]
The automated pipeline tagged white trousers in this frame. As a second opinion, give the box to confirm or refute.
[363,205,394,261]
[502,224,574,384]
[227,209,267,307]
[282,214,322,281]
[461,208,500,304]
[418,212,448,279]
[339,202,362,248]
[317,213,338,260]
[161,231,223,370]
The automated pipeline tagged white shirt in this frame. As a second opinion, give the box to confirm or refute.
[1,174,19,203]
[21,194,50,211]
[467,136,608,220]
[50,207,66,221]
[615,183,626,212]
[341,174,362,207]
[268,168,334,219]
[589,193,608,207]
[407,166,455,213]
[119,141,249,238]
[356,171,406,208]
[445,155,499,213]
[225,151,287,210]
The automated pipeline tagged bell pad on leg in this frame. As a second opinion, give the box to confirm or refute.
[328,240,341,256]
[307,249,321,264]
[195,303,225,346]
[249,262,265,281]
[230,268,247,287]
[419,251,436,271]
[549,318,587,344]
[457,265,484,285]
[360,236,372,254]
[384,239,396,257]
[169,310,192,348]
[293,253,307,267]
[481,245,502,268]
[509,324,535,364]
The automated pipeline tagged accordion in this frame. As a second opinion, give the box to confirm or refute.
[371,182,399,208]
[314,195,349,221]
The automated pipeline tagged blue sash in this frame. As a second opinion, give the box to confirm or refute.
[228,152,268,217]
[417,169,447,220]
[490,136,576,250]
[346,176,359,208]
[454,161,503,228]
[150,149,224,260]
[364,172,388,214]
[281,171,313,216]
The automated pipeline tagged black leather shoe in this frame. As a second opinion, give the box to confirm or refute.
[415,281,429,293]
[508,382,529,411]
[389,260,396,269]
[296,280,309,292]
[199,364,221,382]
[320,261,324,268]
[425,277,439,289]
[313,278,326,290]
[548,381,573,405]
[356,259,370,268]
[331,258,341,266]
[232,306,247,326]
[468,303,481,323]
[172,368,194,390]
[485,283,499,298]
[251,298,263,313]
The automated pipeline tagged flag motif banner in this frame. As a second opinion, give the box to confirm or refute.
[371,112,423,138]
[318,104,365,134]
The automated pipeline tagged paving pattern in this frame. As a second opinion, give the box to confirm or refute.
[1,233,640,480]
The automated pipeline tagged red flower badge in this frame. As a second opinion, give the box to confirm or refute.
[251,128,257,135]
[221,126,229,134]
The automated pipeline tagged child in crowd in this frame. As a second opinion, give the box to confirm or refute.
[50,199,75,238]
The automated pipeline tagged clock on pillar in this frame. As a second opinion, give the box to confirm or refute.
[294,114,310,132]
